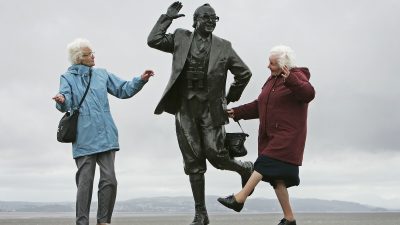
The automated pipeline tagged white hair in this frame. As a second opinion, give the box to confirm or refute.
[269,45,296,69]
[66,38,92,65]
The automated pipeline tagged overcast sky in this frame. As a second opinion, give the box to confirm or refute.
[0,0,399,210]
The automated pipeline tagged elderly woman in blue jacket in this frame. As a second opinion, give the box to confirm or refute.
[52,38,154,225]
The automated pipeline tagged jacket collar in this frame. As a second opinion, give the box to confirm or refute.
[68,64,92,76]
[194,31,211,43]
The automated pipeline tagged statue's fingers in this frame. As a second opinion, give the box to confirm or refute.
[174,14,185,19]
[177,3,183,11]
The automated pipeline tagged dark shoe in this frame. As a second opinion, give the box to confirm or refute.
[190,212,209,225]
[217,195,244,212]
[240,161,254,195]
[278,218,297,225]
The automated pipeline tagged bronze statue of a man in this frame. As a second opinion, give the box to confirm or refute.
[148,2,253,224]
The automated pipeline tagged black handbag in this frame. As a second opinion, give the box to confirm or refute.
[225,121,249,158]
[57,69,92,143]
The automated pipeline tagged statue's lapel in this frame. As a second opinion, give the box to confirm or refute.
[208,34,222,73]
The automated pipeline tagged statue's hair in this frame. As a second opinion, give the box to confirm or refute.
[269,45,296,69]
[192,3,212,28]
[67,38,92,65]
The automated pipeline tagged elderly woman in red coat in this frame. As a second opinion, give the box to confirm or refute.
[218,45,315,225]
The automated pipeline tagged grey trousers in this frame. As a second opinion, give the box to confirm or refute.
[75,150,117,225]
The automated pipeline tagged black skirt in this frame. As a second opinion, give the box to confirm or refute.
[254,155,300,189]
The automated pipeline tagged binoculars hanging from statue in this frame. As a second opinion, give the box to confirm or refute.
[186,64,206,89]
[186,71,205,89]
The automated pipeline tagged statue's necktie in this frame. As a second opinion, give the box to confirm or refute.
[199,39,206,53]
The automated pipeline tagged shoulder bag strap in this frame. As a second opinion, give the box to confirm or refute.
[77,68,92,109]
[236,121,245,133]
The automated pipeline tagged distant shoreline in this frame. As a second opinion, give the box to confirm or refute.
[1,196,396,213]
[1,211,399,218]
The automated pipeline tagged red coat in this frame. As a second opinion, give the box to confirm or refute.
[233,68,315,166]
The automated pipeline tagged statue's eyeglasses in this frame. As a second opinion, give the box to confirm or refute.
[199,15,219,22]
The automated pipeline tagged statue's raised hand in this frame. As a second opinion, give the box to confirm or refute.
[166,1,185,19]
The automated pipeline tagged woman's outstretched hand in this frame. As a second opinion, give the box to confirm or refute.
[141,70,155,81]
[52,93,65,104]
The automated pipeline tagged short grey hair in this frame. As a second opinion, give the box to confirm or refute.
[269,45,296,69]
[67,38,92,65]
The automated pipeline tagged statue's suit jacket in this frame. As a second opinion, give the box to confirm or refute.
[148,15,252,126]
